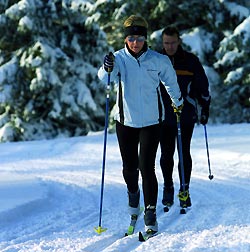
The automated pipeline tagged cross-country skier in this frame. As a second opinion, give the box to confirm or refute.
[98,15,183,235]
[159,25,211,209]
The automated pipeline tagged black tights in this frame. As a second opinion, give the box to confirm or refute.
[116,122,160,207]
[160,122,194,190]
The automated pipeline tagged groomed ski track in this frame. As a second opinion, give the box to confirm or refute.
[0,124,249,251]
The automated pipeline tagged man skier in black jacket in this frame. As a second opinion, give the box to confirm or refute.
[159,25,211,208]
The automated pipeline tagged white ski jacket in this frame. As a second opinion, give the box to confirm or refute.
[98,46,183,128]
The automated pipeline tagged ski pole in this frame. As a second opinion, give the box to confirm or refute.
[176,113,188,214]
[94,55,113,234]
[203,125,214,180]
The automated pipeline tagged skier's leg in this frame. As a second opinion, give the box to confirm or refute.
[178,123,195,207]
[139,124,160,232]
[116,122,140,213]
[160,123,177,205]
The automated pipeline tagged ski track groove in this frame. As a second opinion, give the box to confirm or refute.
[88,175,250,252]
[1,174,249,251]
[0,173,130,251]
[0,125,249,251]
[0,180,101,250]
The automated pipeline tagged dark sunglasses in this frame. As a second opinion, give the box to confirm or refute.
[127,36,145,42]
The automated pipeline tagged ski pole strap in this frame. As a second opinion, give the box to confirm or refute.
[176,113,180,123]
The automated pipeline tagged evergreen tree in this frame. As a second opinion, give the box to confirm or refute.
[0,0,249,142]
[0,0,110,141]
[213,9,250,122]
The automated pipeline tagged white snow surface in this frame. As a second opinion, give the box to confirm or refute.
[0,123,249,252]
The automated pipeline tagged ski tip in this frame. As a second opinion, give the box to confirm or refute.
[139,230,158,242]
[94,226,107,234]
[163,206,169,212]
[124,228,133,237]
[138,232,145,242]
[180,208,186,214]
[124,231,133,237]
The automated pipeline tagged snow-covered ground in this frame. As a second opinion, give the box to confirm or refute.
[0,123,249,252]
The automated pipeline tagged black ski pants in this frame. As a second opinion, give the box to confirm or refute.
[116,121,160,208]
[160,122,195,190]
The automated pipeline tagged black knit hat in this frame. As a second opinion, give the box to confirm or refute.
[123,15,148,38]
[124,25,147,38]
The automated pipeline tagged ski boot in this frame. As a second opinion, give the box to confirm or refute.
[178,190,191,208]
[162,185,174,207]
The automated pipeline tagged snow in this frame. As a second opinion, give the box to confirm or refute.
[18,16,33,31]
[181,28,213,62]
[0,123,249,251]
[234,16,250,45]
[225,67,243,84]
[224,2,250,20]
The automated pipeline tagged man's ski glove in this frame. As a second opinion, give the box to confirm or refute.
[103,53,114,72]
[200,96,211,125]
[172,103,184,116]
[200,107,209,125]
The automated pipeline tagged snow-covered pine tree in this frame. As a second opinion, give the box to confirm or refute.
[213,4,250,123]
[90,0,160,50]
[147,0,250,123]
[0,0,110,141]
[1,0,249,142]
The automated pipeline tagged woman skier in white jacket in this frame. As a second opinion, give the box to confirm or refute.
[98,15,183,236]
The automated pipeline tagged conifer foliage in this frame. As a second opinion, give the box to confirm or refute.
[0,0,249,141]
[0,0,109,141]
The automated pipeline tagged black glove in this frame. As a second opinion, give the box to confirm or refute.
[200,96,211,125]
[103,53,114,72]
[200,107,209,125]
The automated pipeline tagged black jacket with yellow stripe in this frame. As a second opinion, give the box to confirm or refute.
[160,45,211,126]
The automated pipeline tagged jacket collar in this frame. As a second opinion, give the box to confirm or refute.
[162,45,185,64]
[125,42,148,59]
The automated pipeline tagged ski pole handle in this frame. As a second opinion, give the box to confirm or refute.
[108,52,114,73]
[104,52,114,73]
